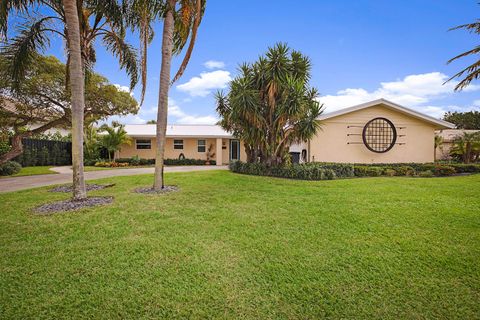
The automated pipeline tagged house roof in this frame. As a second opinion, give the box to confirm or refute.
[318,98,456,129]
[436,129,480,142]
[124,124,233,138]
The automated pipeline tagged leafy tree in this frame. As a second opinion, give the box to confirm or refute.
[98,121,131,161]
[124,0,206,190]
[443,111,480,129]
[445,9,480,91]
[146,120,157,124]
[450,132,480,163]
[84,123,100,161]
[0,55,138,164]
[216,43,323,166]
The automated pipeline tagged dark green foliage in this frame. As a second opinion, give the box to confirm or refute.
[433,166,456,176]
[0,161,21,176]
[443,111,480,129]
[230,162,341,180]
[112,157,215,166]
[231,161,480,180]
[395,166,415,176]
[419,170,434,178]
[37,146,50,166]
[0,140,11,156]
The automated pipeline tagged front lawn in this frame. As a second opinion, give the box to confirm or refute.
[3,166,57,177]
[0,171,479,319]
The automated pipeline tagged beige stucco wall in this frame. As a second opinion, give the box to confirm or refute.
[118,137,246,164]
[310,104,437,163]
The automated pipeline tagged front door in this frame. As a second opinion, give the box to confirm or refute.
[230,139,240,161]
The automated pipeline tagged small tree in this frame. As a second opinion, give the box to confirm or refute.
[99,122,131,161]
[450,132,480,163]
[216,43,323,166]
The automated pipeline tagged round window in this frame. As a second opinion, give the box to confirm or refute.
[362,117,397,153]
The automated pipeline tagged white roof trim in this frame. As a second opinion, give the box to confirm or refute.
[318,98,455,129]
[123,124,233,138]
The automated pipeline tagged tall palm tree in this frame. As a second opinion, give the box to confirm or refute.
[133,0,204,191]
[63,0,87,199]
[445,13,480,91]
[99,122,131,161]
[123,0,205,190]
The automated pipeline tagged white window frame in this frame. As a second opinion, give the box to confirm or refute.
[197,139,206,152]
[173,139,184,150]
[136,139,151,150]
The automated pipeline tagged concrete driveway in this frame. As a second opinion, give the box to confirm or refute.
[0,165,228,193]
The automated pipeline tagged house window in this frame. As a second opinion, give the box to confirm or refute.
[197,139,206,152]
[136,139,151,150]
[174,139,184,150]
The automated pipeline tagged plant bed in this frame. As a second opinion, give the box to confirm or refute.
[133,185,179,194]
[33,196,113,214]
[49,183,115,193]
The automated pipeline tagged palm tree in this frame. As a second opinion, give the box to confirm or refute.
[123,0,205,190]
[63,0,87,200]
[450,132,480,163]
[445,13,480,91]
[0,0,139,90]
[216,43,323,166]
[99,122,131,161]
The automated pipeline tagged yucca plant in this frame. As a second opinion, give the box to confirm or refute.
[216,43,323,166]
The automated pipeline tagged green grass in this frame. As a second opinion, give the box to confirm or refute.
[4,166,57,177]
[84,165,154,171]
[0,171,479,319]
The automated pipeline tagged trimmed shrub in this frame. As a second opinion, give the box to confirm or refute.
[383,168,396,177]
[366,166,383,177]
[448,163,480,173]
[229,161,338,180]
[433,165,456,176]
[0,161,22,176]
[353,166,368,177]
[395,166,415,176]
[419,170,434,178]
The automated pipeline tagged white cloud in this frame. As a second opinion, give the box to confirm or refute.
[168,99,217,124]
[474,100,480,107]
[204,60,226,69]
[114,84,134,96]
[176,70,231,97]
[319,72,480,117]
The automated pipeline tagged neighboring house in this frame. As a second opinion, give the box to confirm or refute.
[435,129,480,160]
[118,99,455,164]
[119,124,246,165]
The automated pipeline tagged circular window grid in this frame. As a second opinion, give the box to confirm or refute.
[362,117,397,153]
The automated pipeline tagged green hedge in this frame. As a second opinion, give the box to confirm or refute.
[229,162,352,180]
[229,161,480,180]
[0,161,22,176]
[96,157,216,167]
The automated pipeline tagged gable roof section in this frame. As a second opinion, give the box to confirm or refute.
[124,124,233,138]
[318,98,455,129]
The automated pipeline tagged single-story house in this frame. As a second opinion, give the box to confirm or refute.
[118,98,455,164]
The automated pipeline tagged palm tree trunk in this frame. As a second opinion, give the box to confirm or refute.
[64,0,86,200]
[154,0,176,190]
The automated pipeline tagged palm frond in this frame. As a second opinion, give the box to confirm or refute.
[102,31,139,93]
[0,0,38,40]
[0,16,51,88]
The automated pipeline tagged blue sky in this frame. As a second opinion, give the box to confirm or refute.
[42,0,480,124]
